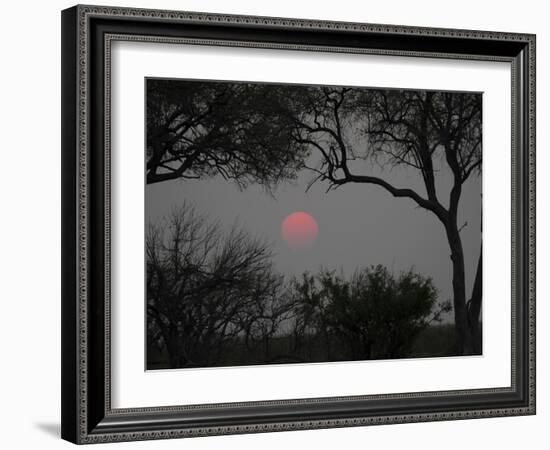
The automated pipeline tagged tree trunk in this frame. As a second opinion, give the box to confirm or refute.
[467,246,482,354]
[445,223,475,355]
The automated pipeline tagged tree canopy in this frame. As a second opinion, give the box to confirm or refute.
[287,266,448,361]
[146,205,286,368]
[146,79,309,187]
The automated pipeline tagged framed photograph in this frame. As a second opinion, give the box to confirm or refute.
[61,4,536,444]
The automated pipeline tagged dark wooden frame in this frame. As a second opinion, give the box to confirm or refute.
[61,4,536,444]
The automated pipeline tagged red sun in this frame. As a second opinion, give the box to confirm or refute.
[281,212,318,249]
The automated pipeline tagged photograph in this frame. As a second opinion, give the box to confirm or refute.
[145,78,483,370]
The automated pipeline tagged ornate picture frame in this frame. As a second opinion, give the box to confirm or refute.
[61,5,536,444]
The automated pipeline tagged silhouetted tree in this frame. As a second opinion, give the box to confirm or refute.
[281,87,482,354]
[146,79,309,187]
[146,204,285,368]
[288,266,449,360]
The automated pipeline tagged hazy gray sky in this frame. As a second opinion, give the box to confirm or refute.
[146,152,482,316]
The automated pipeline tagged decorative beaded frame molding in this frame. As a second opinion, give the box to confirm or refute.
[61,4,536,445]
